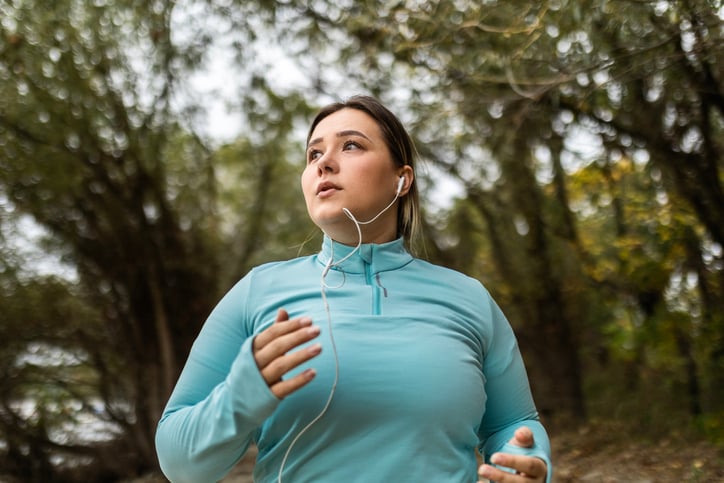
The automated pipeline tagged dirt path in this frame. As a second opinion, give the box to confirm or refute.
[551,426,723,482]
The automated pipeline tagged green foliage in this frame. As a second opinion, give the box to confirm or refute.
[0,1,317,479]
[697,411,724,446]
[0,256,106,479]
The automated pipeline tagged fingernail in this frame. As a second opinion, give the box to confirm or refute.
[307,325,320,335]
[299,317,312,326]
[303,368,316,379]
[478,465,491,477]
[308,343,322,354]
[490,453,501,464]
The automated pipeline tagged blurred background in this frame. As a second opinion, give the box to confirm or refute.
[0,0,722,481]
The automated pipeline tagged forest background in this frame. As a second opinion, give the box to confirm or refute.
[0,0,722,482]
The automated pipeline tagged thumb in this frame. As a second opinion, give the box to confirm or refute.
[275,308,290,323]
[509,426,535,448]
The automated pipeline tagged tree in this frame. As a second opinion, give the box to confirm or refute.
[0,1,314,479]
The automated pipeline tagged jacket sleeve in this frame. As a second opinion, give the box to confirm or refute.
[155,272,279,483]
[477,294,553,483]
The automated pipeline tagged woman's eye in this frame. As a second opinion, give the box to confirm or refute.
[307,150,322,163]
[343,141,361,151]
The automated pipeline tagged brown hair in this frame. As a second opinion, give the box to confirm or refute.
[306,95,421,248]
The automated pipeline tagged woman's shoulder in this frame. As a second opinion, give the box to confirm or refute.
[246,253,319,278]
[225,254,319,302]
[410,257,489,292]
[410,256,480,280]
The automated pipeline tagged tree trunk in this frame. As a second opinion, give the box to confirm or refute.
[467,128,586,424]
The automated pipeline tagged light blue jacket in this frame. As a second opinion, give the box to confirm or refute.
[156,237,552,482]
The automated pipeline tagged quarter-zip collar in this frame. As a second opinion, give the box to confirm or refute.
[317,235,413,274]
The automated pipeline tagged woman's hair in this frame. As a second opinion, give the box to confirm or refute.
[306,95,422,248]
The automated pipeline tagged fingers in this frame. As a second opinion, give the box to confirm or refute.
[479,462,519,482]
[261,337,322,386]
[254,316,320,369]
[494,452,546,477]
[253,309,317,365]
[478,453,547,482]
[479,462,516,482]
[253,308,298,352]
[478,428,546,483]
[252,308,322,399]
[270,368,317,399]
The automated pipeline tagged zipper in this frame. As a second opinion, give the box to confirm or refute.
[364,261,382,315]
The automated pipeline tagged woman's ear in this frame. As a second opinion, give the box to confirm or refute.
[397,165,414,196]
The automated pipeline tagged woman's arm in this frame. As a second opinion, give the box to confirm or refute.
[477,295,552,483]
[155,275,279,483]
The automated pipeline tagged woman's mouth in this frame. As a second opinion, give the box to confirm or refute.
[316,181,341,197]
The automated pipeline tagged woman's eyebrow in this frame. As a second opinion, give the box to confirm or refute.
[336,129,371,141]
[307,130,371,148]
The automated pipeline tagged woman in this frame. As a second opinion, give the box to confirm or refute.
[155,96,552,483]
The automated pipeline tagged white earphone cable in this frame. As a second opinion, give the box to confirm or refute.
[277,257,339,483]
[277,184,402,483]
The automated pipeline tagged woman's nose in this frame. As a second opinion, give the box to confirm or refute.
[316,152,337,174]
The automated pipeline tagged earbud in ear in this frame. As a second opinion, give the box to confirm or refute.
[396,176,405,196]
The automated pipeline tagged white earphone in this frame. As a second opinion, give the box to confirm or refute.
[396,176,405,196]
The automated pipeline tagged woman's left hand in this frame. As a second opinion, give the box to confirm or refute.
[477,427,547,482]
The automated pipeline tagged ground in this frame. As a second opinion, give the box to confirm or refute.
[549,425,723,482]
[131,425,724,483]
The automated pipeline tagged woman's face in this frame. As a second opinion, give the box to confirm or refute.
[301,108,410,245]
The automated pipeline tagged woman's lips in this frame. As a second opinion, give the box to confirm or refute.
[316,181,341,197]
[317,188,338,198]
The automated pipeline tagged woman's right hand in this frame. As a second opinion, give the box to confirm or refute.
[252,308,322,399]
